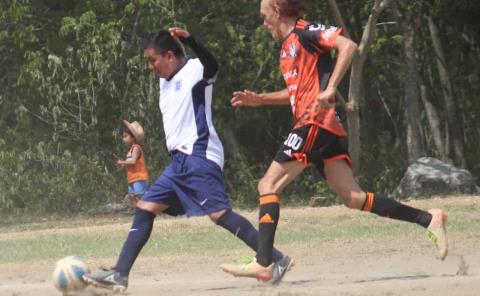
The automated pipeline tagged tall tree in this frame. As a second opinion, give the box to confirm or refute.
[418,78,447,161]
[328,0,393,170]
[394,0,425,163]
[427,15,466,167]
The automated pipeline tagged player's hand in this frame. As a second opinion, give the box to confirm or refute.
[116,160,125,168]
[317,86,336,109]
[168,27,190,39]
[230,90,263,107]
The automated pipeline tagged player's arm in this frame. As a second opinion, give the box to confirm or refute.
[303,24,357,108]
[231,88,290,107]
[318,35,357,107]
[169,27,218,79]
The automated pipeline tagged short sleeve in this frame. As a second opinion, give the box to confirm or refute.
[298,23,343,53]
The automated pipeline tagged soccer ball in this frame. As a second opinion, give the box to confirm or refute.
[52,256,90,294]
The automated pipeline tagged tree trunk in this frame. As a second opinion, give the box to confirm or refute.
[427,16,466,167]
[377,87,401,147]
[329,0,393,172]
[394,0,425,163]
[327,0,351,39]
[418,80,449,162]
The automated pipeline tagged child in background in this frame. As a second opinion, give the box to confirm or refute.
[118,120,149,206]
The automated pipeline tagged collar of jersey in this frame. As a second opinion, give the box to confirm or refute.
[166,56,191,81]
[280,18,302,43]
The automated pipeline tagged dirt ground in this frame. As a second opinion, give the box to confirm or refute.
[1,196,480,296]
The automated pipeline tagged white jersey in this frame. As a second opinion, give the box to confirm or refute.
[159,58,224,168]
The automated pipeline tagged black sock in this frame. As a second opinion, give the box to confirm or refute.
[362,192,432,228]
[256,194,280,267]
[115,207,156,276]
[216,209,283,261]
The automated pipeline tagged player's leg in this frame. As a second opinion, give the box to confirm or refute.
[221,159,304,281]
[210,209,285,262]
[324,158,448,260]
[83,168,177,291]
[113,201,168,276]
[82,201,168,292]
[221,126,311,281]
[256,159,305,266]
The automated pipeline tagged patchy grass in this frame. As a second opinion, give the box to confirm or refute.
[1,196,479,263]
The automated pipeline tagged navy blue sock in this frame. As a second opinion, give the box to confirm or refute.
[216,209,283,261]
[115,207,156,276]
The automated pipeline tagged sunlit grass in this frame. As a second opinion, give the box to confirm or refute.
[1,197,479,263]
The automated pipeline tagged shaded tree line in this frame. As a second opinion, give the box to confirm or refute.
[0,0,479,215]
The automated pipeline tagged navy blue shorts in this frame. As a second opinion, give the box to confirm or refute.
[141,151,231,217]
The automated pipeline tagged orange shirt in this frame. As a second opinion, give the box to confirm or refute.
[280,19,346,136]
[126,144,149,183]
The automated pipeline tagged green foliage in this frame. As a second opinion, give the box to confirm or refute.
[0,140,122,214]
[0,0,479,215]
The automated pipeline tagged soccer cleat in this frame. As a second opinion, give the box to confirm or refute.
[83,269,128,293]
[265,255,294,285]
[426,209,448,260]
[221,256,274,282]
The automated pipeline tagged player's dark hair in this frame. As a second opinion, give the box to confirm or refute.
[144,30,184,58]
[273,0,307,17]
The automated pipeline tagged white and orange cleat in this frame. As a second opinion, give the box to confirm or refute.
[426,209,448,260]
[221,256,274,282]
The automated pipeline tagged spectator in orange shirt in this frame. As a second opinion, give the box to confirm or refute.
[118,120,149,206]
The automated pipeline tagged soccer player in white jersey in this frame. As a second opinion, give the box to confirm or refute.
[83,27,291,292]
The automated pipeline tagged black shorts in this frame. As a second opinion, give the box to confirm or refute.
[274,124,351,177]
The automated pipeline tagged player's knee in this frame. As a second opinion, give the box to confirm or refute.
[209,208,228,223]
[340,192,365,210]
[137,201,167,214]
[257,177,274,194]
[342,196,356,209]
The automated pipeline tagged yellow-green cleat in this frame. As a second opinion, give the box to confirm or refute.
[426,209,448,260]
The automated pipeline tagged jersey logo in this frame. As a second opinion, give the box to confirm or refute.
[175,80,182,91]
[280,44,298,59]
[103,273,117,283]
[275,262,288,277]
[259,213,275,224]
[283,149,292,157]
[308,24,325,31]
[289,43,297,58]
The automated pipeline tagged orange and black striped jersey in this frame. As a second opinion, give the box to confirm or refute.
[280,19,346,136]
